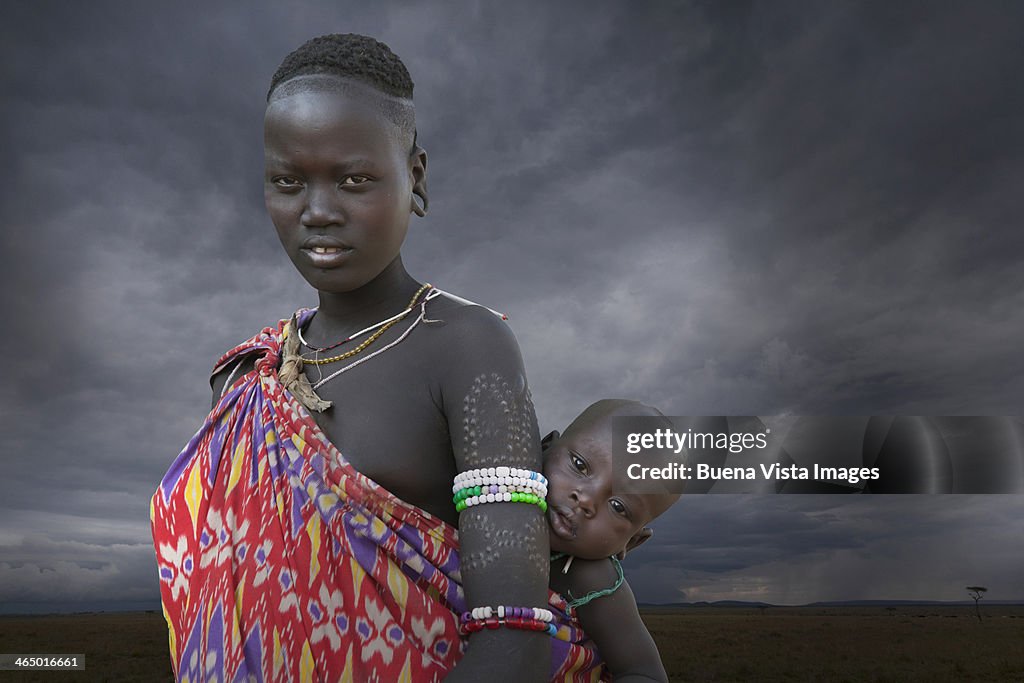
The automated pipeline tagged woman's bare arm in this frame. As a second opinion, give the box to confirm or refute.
[436,305,550,683]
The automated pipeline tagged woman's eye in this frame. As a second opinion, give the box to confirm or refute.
[570,454,588,474]
[610,499,628,517]
[341,175,370,186]
[272,177,301,189]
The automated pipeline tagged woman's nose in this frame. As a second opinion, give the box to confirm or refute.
[302,184,344,227]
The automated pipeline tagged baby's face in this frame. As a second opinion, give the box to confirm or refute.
[543,418,662,560]
[264,78,418,293]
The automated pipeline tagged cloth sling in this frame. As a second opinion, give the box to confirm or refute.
[151,309,608,682]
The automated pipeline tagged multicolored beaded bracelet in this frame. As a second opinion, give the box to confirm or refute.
[452,477,548,496]
[454,489,547,513]
[453,483,547,503]
[452,467,548,493]
[467,606,553,621]
[459,606,558,637]
[453,467,549,513]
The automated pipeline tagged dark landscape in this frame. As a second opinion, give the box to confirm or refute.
[1,604,1021,682]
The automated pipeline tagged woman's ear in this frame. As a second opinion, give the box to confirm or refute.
[410,144,428,217]
[616,527,653,561]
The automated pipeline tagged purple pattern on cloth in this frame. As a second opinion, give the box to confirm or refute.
[160,429,207,500]
[205,603,225,680]
[346,510,383,575]
[179,616,204,681]
[357,619,372,639]
[290,486,305,538]
[233,625,265,683]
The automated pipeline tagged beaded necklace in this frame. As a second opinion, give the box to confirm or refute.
[280,287,501,414]
[298,305,419,353]
[300,283,431,365]
[279,287,444,414]
[310,290,438,390]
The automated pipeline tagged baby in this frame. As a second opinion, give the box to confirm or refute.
[543,399,678,682]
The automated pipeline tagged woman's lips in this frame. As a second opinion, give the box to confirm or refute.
[302,246,354,268]
[547,506,577,541]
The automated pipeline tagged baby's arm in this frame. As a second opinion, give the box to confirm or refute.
[570,560,668,683]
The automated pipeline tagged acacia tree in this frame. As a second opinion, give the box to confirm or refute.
[966,586,987,623]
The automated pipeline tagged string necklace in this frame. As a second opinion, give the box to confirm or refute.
[310,288,442,390]
[279,287,508,413]
[298,304,420,353]
[549,552,624,609]
[300,283,431,366]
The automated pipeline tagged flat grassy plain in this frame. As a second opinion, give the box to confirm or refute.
[645,604,1024,682]
[0,605,1021,682]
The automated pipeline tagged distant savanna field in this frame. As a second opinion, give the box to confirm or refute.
[1,605,1022,682]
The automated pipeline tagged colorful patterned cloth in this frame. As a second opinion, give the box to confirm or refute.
[151,309,607,682]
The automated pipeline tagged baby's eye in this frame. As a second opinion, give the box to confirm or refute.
[341,175,370,186]
[570,453,588,474]
[609,499,629,517]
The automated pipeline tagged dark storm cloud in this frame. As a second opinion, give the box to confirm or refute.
[2,2,1023,609]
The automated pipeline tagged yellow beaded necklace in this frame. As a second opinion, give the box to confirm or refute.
[300,283,432,366]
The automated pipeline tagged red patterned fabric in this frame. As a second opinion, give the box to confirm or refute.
[151,310,607,681]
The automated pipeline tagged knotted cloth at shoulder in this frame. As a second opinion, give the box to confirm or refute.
[278,315,333,413]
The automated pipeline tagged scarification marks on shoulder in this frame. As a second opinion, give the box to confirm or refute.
[461,373,539,468]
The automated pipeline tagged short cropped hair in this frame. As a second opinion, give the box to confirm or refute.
[267,33,417,147]
[564,399,672,437]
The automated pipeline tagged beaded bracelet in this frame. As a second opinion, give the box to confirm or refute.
[453,467,549,513]
[454,482,547,503]
[467,606,553,621]
[453,483,547,503]
[459,606,558,637]
[452,467,548,493]
[453,477,548,496]
[455,489,547,513]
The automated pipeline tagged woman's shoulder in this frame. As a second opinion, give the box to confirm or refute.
[211,309,309,371]
[416,290,530,395]
[209,309,311,403]
[422,290,517,349]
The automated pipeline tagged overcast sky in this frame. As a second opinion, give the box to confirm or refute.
[2,2,1023,614]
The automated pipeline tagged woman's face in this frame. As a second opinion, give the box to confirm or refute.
[264,80,420,294]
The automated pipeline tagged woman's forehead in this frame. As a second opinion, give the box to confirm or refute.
[268,74,411,107]
[265,77,413,150]
[265,87,381,124]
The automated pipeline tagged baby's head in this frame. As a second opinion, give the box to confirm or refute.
[263,34,427,293]
[543,399,679,561]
